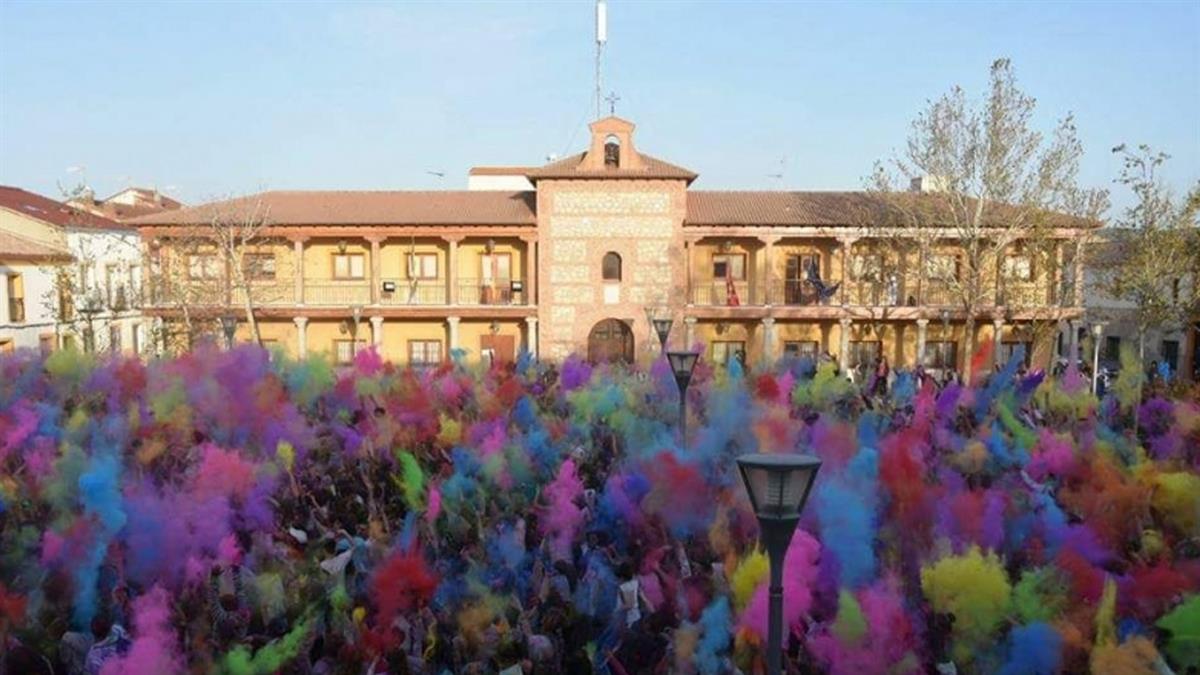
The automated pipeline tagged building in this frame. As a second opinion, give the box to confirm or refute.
[1084,229,1198,380]
[70,186,184,222]
[132,117,1092,371]
[0,186,149,354]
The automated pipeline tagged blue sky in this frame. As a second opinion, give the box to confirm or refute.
[1,1,1196,215]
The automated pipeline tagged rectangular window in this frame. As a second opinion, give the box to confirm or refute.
[408,339,443,367]
[783,340,819,359]
[925,254,960,282]
[0,339,13,354]
[1000,341,1032,367]
[1104,336,1121,363]
[6,273,25,323]
[131,324,142,355]
[109,325,122,353]
[712,254,746,280]
[922,340,959,370]
[242,253,277,281]
[406,253,439,280]
[1162,340,1180,371]
[127,265,142,306]
[711,340,746,366]
[57,271,75,320]
[1003,255,1033,281]
[80,262,95,294]
[847,340,881,370]
[332,253,365,280]
[39,334,55,354]
[188,254,220,280]
[849,254,882,282]
[105,264,122,307]
[333,339,367,365]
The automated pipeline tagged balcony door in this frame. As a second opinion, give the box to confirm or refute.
[785,254,819,305]
[480,253,512,304]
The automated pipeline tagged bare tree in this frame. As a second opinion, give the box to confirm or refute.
[869,58,1107,380]
[1090,145,1200,365]
[144,196,275,351]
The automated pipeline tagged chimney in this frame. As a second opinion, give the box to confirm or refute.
[910,176,949,193]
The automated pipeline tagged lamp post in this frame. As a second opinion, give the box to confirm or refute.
[652,317,673,353]
[218,314,238,350]
[666,350,699,448]
[1091,322,1105,395]
[736,453,822,675]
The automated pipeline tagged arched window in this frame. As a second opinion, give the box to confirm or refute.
[602,252,622,281]
[604,134,621,168]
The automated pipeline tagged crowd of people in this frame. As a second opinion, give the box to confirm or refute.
[0,340,1198,674]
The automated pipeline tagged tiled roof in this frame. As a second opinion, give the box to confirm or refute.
[687,191,885,226]
[130,191,537,226]
[686,191,1099,228]
[0,186,125,229]
[526,152,698,183]
[0,230,73,262]
[469,166,535,176]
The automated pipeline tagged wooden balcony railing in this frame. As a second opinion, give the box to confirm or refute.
[380,279,447,305]
[457,278,525,306]
[691,280,756,306]
[770,279,823,306]
[304,281,371,306]
[232,282,295,306]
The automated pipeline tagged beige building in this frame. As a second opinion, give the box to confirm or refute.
[133,117,1091,371]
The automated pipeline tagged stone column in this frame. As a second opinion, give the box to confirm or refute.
[369,315,384,349]
[916,318,929,368]
[685,239,695,306]
[762,236,778,305]
[368,237,382,306]
[525,316,538,358]
[293,317,309,358]
[760,317,776,364]
[992,317,1005,367]
[839,237,856,306]
[684,316,697,350]
[447,316,461,352]
[1073,240,1085,307]
[524,238,537,306]
[292,238,306,305]
[1068,319,1081,362]
[838,317,852,373]
[446,237,460,306]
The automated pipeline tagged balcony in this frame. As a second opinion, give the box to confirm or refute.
[770,279,825,307]
[232,282,295,307]
[304,281,371,306]
[457,278,525,306]
[691,280,756,306]
[844,280,908,307]
[380,279,447,306]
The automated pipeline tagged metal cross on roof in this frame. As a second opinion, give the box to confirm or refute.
[605,92,620,115]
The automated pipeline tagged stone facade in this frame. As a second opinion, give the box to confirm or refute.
[537,180,688,362]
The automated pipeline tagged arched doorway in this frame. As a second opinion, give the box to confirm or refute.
[588,319,634,364]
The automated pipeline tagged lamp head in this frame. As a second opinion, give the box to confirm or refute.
[666,350,699,392]
[737,453,822,522]
[652,318,673,347]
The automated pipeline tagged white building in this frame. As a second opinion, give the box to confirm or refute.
[0,186,152,354]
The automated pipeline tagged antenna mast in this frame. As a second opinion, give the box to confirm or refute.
[595,0,607,119]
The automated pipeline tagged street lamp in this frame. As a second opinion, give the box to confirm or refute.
[1091,322,1105,395]
[666,350,699,448]
[218,314,238,350]
[736,453,822,675]
[652,317,673,352]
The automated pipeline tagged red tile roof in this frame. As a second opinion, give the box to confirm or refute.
[0,230,73,262]
[129,191,537,226]
[526,152,698,183]
[0,186,125,229]
[687,191,884,226]
[468,166,535,176]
